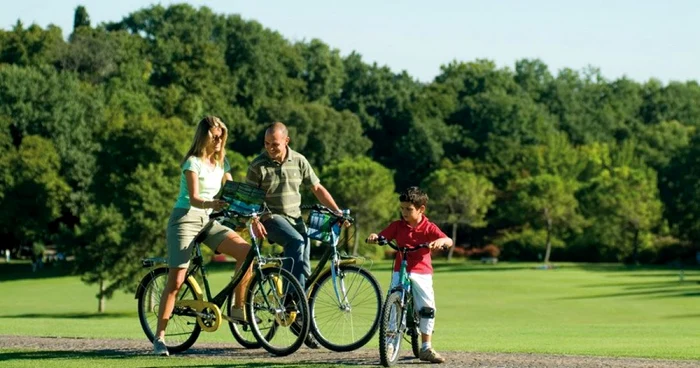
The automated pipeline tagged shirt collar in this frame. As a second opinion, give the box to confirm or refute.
[401,215,429,229]
[266,147,295,164]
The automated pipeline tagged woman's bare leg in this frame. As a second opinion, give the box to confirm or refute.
[156,267,188,339]
[216,232,252,308]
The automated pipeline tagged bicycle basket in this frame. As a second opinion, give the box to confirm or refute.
[307,210,341,243]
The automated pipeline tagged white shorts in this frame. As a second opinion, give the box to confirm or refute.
[390,272,435,335]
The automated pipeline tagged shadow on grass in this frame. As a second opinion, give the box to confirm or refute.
[0,262,73,281]
[0,312,133,319]
[579,281,691,290]
[0,347,378,367]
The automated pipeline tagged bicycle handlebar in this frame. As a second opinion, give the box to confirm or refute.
[209,207,271,221]
[367,235,431,252]
[300,204,355,224]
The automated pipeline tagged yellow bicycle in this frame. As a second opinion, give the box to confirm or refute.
[135,182,310,356]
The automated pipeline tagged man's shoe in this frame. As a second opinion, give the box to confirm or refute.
[153,337,169,356]
[419,347,445,363]
[290,318,320,349]
[303,331,320,349]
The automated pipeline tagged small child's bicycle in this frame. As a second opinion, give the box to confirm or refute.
[373,236,434,367]
[135,183,311,357]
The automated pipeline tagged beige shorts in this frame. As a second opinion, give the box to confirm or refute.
[166,207,233,268]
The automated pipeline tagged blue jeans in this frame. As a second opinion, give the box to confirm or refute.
[263,215,310,289]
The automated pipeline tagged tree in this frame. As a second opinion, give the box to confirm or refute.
[320,157,396,256]
[0,135,70,254]
[69,205,126,312]
[421,167,495,260]
[73,6,91,31]
[512,175,582,264]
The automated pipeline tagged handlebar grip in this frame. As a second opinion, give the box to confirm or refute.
[209,210,226,218]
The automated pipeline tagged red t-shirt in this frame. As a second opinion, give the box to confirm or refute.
[378,216,447,274]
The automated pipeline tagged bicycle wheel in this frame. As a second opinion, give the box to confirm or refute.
[246,267,309,356]
[137,267,201,354]
[308,264,382,351]
[379,291,404,367]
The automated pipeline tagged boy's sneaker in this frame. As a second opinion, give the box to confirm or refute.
[153,337,169,356]
[419,347,445,363]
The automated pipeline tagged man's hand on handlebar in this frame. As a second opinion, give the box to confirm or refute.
[252,217,267,238]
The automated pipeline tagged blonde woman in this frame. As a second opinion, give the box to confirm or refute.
[154,116,252,356]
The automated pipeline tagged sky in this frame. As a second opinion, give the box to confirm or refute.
[2,0,699,84]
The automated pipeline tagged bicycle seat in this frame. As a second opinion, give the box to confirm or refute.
[193,221,215,245]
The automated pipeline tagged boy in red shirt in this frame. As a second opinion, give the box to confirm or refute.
[367,186,453,364]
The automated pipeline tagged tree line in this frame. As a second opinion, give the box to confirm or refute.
[2,4,700,307]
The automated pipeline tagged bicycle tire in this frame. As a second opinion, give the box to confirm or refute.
[379,291,404,367]
[136,267,201,354]
[246,267,309,356]
[308,264,382,351]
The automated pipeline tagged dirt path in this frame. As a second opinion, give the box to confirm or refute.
[1,335,699,368]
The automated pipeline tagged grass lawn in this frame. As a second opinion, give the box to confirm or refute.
[1,259,700,364]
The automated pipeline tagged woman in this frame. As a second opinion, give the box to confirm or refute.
[154,116,252,356]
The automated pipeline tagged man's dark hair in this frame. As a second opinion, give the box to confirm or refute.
[399,186,428,208]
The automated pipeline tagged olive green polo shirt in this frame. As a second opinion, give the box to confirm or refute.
[245,148,320,219]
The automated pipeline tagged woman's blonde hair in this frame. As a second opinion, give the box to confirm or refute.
[181,116,228,167]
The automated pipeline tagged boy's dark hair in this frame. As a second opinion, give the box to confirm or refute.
[399,186,428,208]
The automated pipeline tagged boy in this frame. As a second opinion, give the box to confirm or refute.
[367,186,453,364]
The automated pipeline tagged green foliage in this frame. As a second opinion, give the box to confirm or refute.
[73,5,91,31]
[0,135,70,249]
[320,156,396,256]
[422,168,495,228]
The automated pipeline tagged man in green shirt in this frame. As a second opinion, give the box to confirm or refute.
[246,122,344,289]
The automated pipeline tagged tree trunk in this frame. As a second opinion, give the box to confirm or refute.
[631,228,640,265]
[98,279,106,313]
[544,217,553,264]
[447,222,457,261]
[352,221,360,256]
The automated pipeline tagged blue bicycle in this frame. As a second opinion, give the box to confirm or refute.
[373,236,432,367]
[303,204,383,352]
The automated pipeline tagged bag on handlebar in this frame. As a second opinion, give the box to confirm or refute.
[307,210,341,243]
[219,181,266,229]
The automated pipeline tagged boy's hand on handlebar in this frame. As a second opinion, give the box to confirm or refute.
[429,239,450,249]
[365,233,379,244]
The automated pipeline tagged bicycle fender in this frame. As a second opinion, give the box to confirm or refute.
[186,275,204,299]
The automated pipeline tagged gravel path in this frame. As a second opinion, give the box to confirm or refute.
[1,335,699,368]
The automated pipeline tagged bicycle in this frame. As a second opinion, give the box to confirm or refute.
[372,236,435,367]
[135,182,310,357]
[301,204,383,352]
[229,204,384,352]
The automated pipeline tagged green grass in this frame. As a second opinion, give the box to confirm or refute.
[2,260,700,366]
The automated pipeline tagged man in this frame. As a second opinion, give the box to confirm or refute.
[246,122,344,289]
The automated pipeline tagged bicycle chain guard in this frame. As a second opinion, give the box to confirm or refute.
[175,299,222,332]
